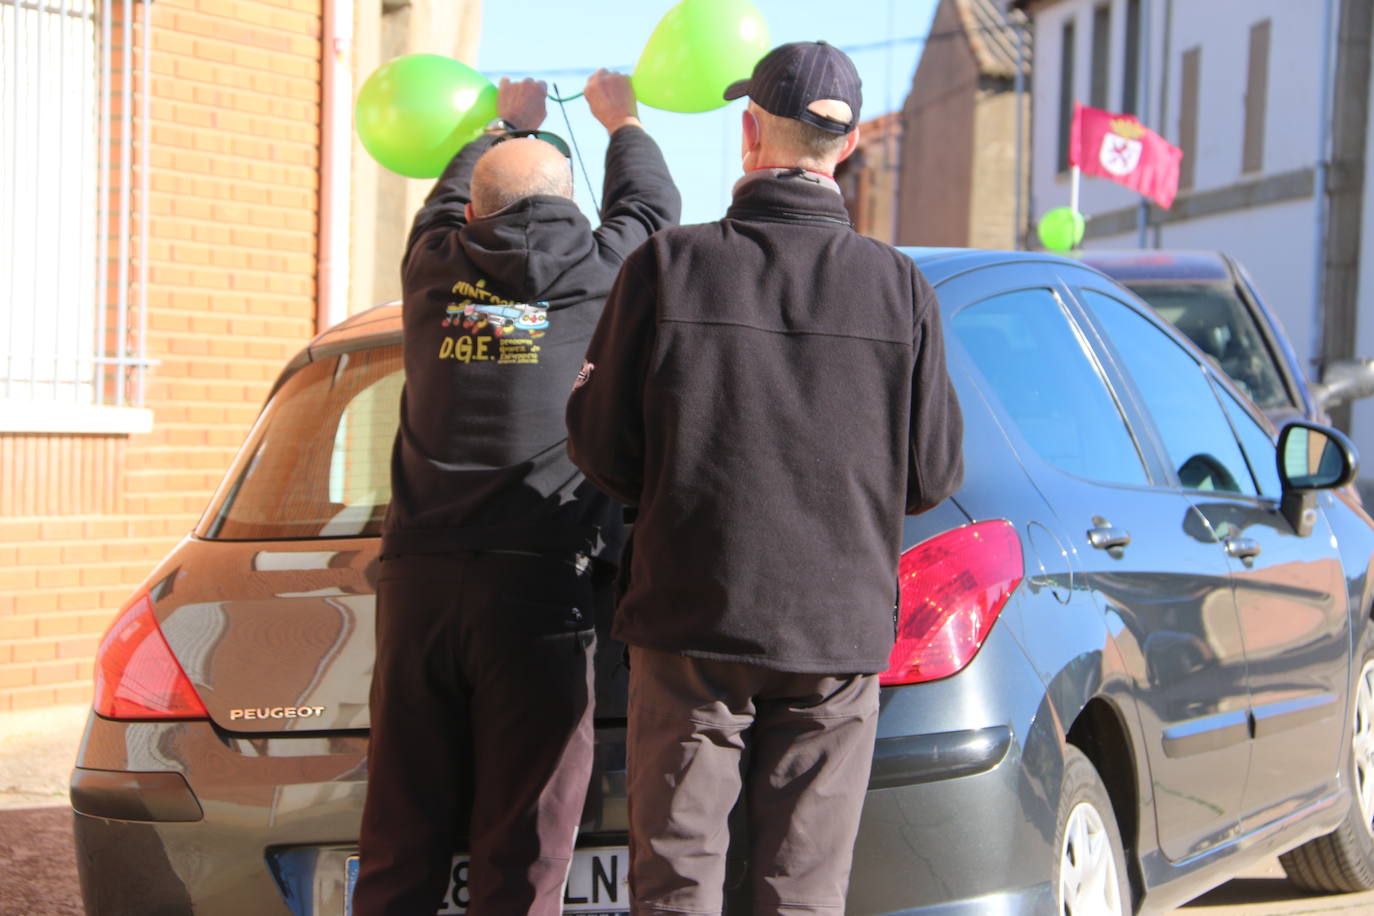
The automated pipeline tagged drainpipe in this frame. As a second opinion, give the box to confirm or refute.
[1152,0,1173,249]
[1135,0,1152,248]
[1310,0,1335,376]
[1014,15,1026,249]
[318,0,354,334]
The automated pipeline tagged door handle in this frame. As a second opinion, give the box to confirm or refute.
[1087,524,1131,551]
[1224,536,1262,561]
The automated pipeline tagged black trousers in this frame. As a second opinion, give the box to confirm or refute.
[354,551,600,916]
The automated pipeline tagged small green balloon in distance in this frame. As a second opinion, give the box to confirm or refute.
[633,0,769,113]
[355,53,497,179]
[1037,206,1086,251]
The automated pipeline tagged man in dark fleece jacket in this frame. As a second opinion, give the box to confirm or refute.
[566,43,962,915]
[354,72,680,916]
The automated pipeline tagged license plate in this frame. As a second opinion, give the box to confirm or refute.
[344,846,630,915]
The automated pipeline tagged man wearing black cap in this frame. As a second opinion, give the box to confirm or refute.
[566,41,964,915]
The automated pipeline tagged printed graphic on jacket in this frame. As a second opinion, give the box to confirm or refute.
[438,278,548,365]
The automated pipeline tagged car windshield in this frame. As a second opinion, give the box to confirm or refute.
[203,344,403,540]
[1124,281,1293,411]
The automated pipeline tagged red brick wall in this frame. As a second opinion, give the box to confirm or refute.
[0,0,323,712]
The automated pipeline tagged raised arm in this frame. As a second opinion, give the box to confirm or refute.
[584,70,682,257]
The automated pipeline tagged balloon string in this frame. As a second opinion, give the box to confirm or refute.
[552,82,602,218]
[548,91,584,102]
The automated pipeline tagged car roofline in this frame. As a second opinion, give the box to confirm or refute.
[265,301,403,400]
[898,246,1106,287]
[1072,248,1234,283]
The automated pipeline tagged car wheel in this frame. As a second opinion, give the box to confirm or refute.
[1279,649,1374,892]
[1055,745,1131,916]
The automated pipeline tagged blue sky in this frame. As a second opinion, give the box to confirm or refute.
[475,0,940,225]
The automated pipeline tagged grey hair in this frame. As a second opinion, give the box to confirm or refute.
[753,106,849,169]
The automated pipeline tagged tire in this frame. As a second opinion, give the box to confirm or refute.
[1279,650,1374,892]
[1055,745,1131,916]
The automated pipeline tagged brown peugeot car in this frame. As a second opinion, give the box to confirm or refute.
[71,250,1374,915]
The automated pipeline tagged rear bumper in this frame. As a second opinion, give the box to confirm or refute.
[73,715,368,916]
[71,624,1059,915]
[846,626,1061,914]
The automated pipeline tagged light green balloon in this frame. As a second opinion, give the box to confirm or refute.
[1037,207,1086,251]
[355,54,498,179]
[632,0,770,113]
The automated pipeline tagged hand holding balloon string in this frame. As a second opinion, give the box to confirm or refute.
[583,70,641,134]
[496,77,549,129]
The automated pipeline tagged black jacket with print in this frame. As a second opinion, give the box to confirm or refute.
[382,126,680,559]
[566,169,963,674]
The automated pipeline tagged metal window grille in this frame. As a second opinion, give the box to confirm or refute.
[0,0,154,408]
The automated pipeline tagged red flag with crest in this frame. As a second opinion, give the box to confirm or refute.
[1070,102,1183,209]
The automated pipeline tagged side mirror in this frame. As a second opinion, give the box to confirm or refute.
[1276,421,1359,535]
[1313,358,1374,409]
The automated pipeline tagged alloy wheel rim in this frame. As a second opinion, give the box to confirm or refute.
[1059,800,1123,916]
[1355,660,1374,838]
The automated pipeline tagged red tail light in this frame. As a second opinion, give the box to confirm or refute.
[879,520,1024,686]
[94,592,209,720]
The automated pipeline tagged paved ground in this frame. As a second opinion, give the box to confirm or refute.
[0,705,86,915]
[5,704,1374,915]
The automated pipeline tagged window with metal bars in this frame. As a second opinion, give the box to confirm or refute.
[0,0,154,433]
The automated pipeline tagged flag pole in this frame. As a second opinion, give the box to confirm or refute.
[1070,165,1081,214]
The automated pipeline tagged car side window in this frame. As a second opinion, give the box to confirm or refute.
[949,288,1148,486]
[1081,290,1258,497]
[1216,383,1282,497]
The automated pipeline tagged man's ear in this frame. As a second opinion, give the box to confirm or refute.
[464,201,475,222]
[741,108,761,154]
[835,126,861,165]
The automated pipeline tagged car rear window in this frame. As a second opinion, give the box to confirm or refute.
[1125,282,1292,411]
[203,345,403,540]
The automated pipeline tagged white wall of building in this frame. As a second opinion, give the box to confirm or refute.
[1166,0,1322,182]
[1028,0,1361,452]
[1031,0,1324,214]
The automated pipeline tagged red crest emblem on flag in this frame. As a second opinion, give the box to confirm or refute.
[1099,133,1142,176]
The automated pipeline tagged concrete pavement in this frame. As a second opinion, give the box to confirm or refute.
[0,704,87,915]
[0,704,86,811]
[4,704,1374,914]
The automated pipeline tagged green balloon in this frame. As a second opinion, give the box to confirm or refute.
[1037,207,1086,251]
[632,0,770,113]
[355,54,497,179]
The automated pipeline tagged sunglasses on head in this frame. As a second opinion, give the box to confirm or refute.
[491,129,572,160]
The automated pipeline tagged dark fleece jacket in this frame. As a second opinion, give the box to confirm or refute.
[566,169,963,674]
[382,125,681,559]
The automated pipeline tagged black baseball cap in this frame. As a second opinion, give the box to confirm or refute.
[723,41,862,134]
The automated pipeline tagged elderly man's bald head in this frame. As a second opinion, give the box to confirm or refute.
[470,137,574,217]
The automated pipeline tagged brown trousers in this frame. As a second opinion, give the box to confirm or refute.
[354,551,600,916]
[626,647,879,916]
